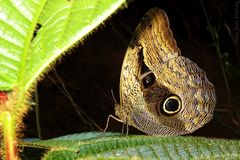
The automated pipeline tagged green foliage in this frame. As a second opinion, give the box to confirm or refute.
[21,132,240,160]
[0,0,47,91]
[0,0,126,92]
[0,0,125,159]
[25,0,126,92]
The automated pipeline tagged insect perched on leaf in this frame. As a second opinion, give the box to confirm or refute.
[106,8,216,136]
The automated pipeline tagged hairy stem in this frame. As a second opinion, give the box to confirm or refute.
[0,112,18,160]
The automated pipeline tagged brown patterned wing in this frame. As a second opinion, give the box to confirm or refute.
[115,8,216,136]
[135,8,181,67]
[131,57,216,135]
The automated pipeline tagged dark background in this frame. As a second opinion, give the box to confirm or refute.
[23,0,240,139]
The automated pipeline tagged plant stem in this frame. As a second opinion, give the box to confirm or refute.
[0,112,18,160]
[34,87,42,140]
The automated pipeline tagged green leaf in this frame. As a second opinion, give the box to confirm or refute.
[0,0,126,92]
[0,1,125,158]
[24,0,126,92]
[0,0,47,90]
[21,132,240,160]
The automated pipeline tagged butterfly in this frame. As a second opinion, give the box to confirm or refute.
[107,8,216,136]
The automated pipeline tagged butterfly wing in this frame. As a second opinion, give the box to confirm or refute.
[115,8,216,136]
[116,8,180,121]
[135,8,181,65]
[131,57,216,136]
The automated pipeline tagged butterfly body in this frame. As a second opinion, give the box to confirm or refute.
[115,8,216,136]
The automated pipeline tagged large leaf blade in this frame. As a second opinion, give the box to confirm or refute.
[21,132,240,159]
[0,0,47,90]
[24,0,126,91]
[0,0,125,92]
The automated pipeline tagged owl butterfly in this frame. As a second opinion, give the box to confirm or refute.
[112,8,216,136]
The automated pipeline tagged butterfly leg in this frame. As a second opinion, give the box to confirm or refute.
[122,117,129,136]
[104,114,123,132]
[126,120,129,136]
[121,123,125,134]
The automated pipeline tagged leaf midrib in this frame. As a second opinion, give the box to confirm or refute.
[15,0,48,109]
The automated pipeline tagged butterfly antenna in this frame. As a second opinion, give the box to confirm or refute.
[111,89,119,105]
